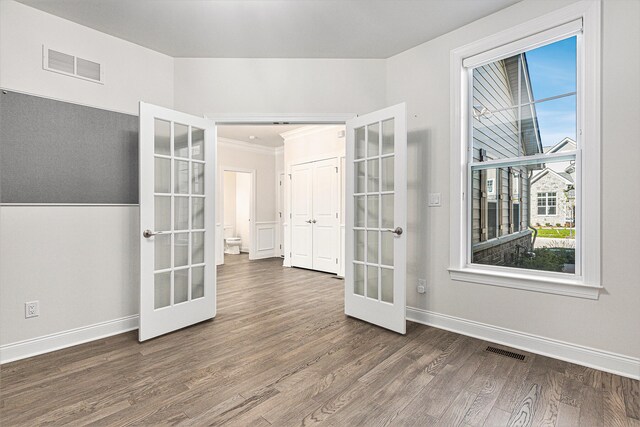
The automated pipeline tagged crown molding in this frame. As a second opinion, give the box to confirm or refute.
[217,137,279,155]
[279,124,344,140]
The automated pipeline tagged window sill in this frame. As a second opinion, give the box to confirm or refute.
[448,267,602,299]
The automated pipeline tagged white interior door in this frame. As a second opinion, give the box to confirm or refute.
[312,158,339,273]
[345,103,407,334]
[139,102,216,341]
[290,163,313,269]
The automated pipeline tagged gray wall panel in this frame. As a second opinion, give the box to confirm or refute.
[0,91,138,203]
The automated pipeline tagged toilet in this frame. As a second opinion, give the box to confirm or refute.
[224,237,242,254]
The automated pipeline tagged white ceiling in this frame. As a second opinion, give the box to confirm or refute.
[218,124,304,148]
[18,0,521,59]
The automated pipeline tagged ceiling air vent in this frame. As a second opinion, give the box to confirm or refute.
[43,46,104,84]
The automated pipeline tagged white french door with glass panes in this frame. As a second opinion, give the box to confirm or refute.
[139,102,216,342]
[345,103,407,334]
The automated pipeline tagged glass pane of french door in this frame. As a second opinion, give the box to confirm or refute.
[353,118,395,303]
[153,119,207,309]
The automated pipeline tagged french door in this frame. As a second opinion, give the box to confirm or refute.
[139,102,216,341]
[345,103,407,334]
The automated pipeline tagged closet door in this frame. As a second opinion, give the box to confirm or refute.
[312,158,339,273]
[290,163,314,269]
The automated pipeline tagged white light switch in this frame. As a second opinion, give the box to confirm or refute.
[428,193,441,207]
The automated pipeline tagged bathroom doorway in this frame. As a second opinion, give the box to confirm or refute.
[221,168,255,262]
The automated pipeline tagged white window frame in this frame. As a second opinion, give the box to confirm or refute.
[538,192,558,216]
[449,1,602,300]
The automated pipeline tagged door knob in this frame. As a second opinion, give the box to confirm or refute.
[305,220,312,224]
[383,227,403,236]
[143,229,167,238]
[311,219,317,224]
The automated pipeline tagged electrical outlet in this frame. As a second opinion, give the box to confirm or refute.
[25,301,39,318]
[428,193,441,207]
[417,279,427,294]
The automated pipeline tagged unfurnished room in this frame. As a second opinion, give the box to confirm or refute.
[0,0,639,426]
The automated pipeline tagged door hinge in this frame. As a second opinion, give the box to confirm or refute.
[335,167,338,173]
[280,244,282,249]
[290,252,292,257]
[279,212,282,218]
[288,174,292,179]
[289,213,292,219]
[336,258,338,264]
[336,213,338,218]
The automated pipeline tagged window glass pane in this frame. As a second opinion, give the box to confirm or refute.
[355,127,366,160]
[471,158,576,274]
[174,269,188,304]
[154,158,171,193]
[154,196,171,231]
[192,231,204,265]
[174,196,189,231]
[366,265,378,300]
[381,119,394,155]
[174,123,189,158]
[472,37,577,160]
[154,119,171,156]
[174,160,189,194]
[354,230,364,262]
[367,123,379,158]
[381,268,393,303]
[354,196,365,228]
[192,266,204,299]
[354,263,364,296]
[174,232,189,267]
[367,159,379,193]
[154,272,171,309]
[381,156,394,191]
[355,161,366,194]
[192,162,205,195]
[367,195,379,228]
[191,128,205,161]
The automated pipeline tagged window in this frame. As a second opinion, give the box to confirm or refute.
[449,1,602,299]
[537,192,557,216]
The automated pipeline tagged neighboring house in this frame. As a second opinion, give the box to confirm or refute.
[530,137,577,227]
[471,54,543,265]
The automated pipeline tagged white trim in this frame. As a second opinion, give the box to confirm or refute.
[406,307,639,380]
[279,124,343,140]
[462,19,583,68]
[209,113,354,125]
[0,315,139,364]
[449,0,601,296]
[0,203,139,207]
[448,267,601,299]
[0,87,136,116]
[218,137,278,155]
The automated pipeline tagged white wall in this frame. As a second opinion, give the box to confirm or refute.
[386,0,640,361]
[235,173,252,252]
[0,1,174,115]
[217,142,277,223]
[223,171,237,235]
[0,206,139,346]
[0,1,174,350]
[174,58,386,116]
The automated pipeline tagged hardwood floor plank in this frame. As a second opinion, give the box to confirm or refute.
[622,377,640,420]
[0,254,636,427]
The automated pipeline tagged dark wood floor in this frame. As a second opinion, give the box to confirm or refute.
[1,254,638,426]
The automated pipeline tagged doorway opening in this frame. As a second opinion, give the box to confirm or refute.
[222,170,253,261]
[215,123,346,275]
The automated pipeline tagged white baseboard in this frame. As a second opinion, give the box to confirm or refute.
[406,307,639,380]
[0,315,139,364]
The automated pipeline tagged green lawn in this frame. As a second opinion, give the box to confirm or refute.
[535,228,575,239]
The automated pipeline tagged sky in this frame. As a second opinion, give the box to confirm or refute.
[525,36,577,150]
